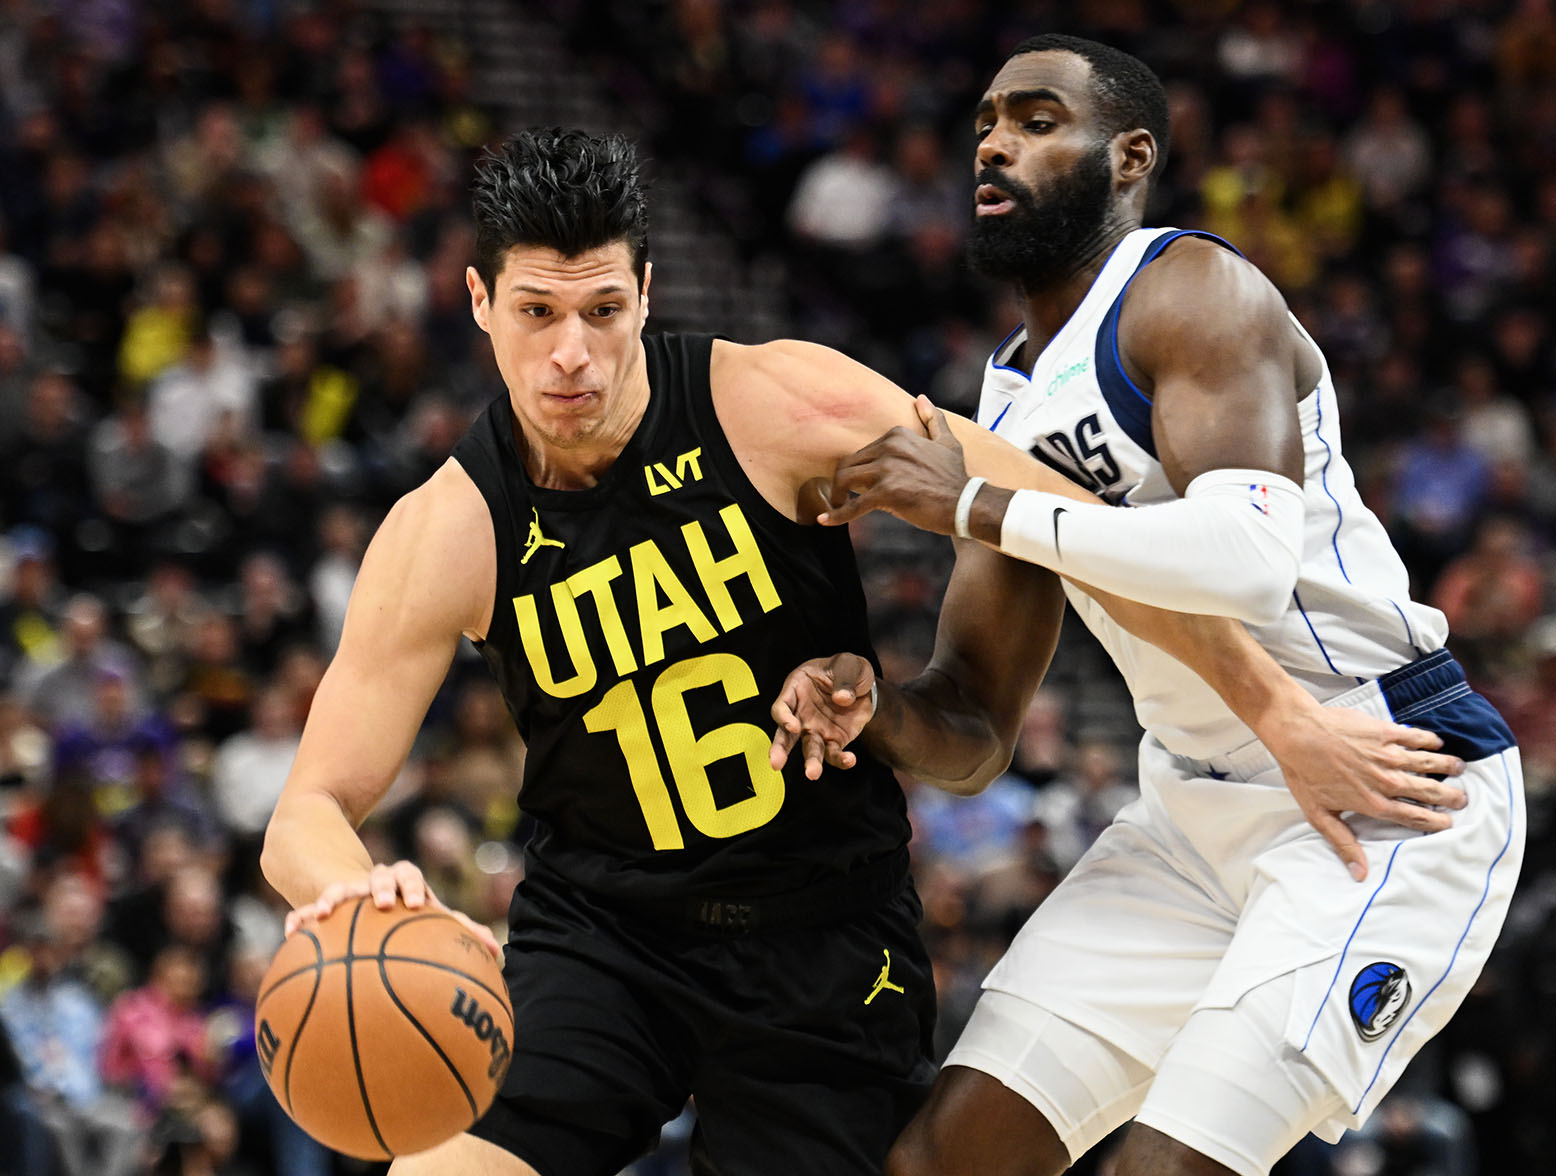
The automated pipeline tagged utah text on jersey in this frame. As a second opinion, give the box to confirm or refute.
[511,502,781,699]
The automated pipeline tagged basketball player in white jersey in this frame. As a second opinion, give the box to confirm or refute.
[771,34,1525,1176]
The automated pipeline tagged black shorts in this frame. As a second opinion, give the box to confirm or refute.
[467,867,937,1176]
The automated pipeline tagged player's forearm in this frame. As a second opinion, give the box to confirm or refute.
[1084,586,1318,743]
[261,790,376,909]
[965,471,1304,624]
[862,670,1010,796]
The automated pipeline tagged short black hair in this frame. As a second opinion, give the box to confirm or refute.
[471,127,649,294]
[1009,35,1170,185]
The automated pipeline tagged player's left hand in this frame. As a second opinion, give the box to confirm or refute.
[1261,702,1467,882]
[769,652,877,779]
[820,396,969,532]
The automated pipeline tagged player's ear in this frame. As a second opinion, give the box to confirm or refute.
[640,261,652,322]
[467,266,492,334]
[1116,129,1156,192]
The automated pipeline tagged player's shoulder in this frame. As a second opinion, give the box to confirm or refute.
[711,336,876,415]
[1129,234,1287,326]
[396,457,491,536]
[712,336,846,382]
[365,459,496,636]
[1122,233,1291,359]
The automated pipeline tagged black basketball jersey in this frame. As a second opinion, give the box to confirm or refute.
[451,333,909,902]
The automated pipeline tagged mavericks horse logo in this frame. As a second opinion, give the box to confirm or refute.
[1349,962,1411,1042]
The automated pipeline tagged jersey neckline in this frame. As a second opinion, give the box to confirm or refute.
[989,228,1158,382]
[490,337,664,511]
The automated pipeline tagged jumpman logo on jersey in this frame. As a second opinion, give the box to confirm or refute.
[865,949,906,1004]
[522,508,566,565]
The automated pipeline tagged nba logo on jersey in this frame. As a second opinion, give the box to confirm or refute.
[1348,962,1411,1042]
[1249,483,1270,516]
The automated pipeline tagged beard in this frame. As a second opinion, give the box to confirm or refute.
[967,140,1116,291]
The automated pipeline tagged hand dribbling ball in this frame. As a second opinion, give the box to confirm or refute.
[255,896,512,1159]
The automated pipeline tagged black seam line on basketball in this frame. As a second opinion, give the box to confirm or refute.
[256,955,511,1014]
[345,896,392,1159]
[380,956,512,1018]
[370,908,504,1008]
[382,913,513,1017]
[282,927,325,1118]
[376,951,479,1120]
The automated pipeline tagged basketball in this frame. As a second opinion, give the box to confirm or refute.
[254,897,513,1160]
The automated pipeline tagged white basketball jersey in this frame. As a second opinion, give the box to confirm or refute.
[978,227,1448,758]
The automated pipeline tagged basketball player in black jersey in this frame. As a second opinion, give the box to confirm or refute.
[260,129,1452,1176]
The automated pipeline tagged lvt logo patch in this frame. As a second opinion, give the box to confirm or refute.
[1349,962,1411,1042]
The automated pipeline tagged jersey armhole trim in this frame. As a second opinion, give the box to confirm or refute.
[1094,229,1243,459]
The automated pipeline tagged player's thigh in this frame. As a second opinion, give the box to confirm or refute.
[897,991,1154,1176]
[469,885,695,1175]
[978,812,1237,1069]
[1128,974,1345,1176]
[691,888,938,1175]
[389,1131,541,1176]
[886,1065,1073,1176]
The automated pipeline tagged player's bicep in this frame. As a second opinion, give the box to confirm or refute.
[928,542,1066,746]
[1127,248,1305,494]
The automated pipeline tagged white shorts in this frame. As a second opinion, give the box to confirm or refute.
[951,651,1524,1168]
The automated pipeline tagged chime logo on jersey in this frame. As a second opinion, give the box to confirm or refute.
[1349,961,1411,1042]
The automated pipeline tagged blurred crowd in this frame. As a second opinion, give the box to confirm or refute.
[0,0,1552,1173]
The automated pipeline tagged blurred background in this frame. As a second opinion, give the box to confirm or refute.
[0,0,1552,1173]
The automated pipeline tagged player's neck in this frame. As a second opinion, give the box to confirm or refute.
[1018,223,1133,354]
[513,350,652,491]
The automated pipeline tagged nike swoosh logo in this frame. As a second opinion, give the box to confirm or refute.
[1052,506,1067,561]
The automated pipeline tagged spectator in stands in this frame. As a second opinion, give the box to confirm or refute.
[146,319,258,471]
[210,687,301,842]
[1030,741,1140,877]
[0,529,65,687]
[1433,516,1545,677]
[88,391,194,574]
[98,944,218,1118]
[0,912,141,1176]
[21,594,144,731]
[1387,398,1492,590]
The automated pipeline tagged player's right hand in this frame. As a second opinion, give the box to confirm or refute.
[1263,704,1468,882]
[284,860,503,959]
[770,652,877,780]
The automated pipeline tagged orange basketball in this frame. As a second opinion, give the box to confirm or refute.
[254,896,513,1160]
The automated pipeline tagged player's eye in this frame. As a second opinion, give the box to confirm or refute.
[1025,119,1054,132]
[520,305,551,318]
[974,125,993,140]
[593,305,621,318]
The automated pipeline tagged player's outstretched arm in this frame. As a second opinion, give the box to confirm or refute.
[260,460,500,953]
[771,544,1065,794]
[1086,589,1466,881]
[819,246,1311,624]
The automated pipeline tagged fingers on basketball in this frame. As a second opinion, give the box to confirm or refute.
[255,896,513,1161]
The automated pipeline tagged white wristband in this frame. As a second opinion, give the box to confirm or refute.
[954,476,987,540]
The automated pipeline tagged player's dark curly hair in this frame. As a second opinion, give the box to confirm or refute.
[471,127,649,293]
[1010,35,1170,187]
